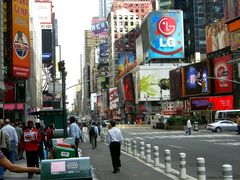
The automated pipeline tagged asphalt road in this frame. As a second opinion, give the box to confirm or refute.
[121,127,240,179]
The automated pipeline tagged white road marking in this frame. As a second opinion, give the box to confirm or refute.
[168,145,183,149]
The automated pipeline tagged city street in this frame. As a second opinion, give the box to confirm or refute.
[121,126,240,179]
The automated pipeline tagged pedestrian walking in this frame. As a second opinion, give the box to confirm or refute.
[185,118,192,135]
[35,122,46,161]
[106,120,123,174]
[22,120,42,179]
[236,115,240,135]
[0,119,11,159]
[69,116,82,157]
[45,123,55,159]
[2,119,18,163]
[15,120,23,160]
[89,122,99,149]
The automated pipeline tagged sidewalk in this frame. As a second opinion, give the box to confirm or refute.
[80,141,172,180]
[3,140,172,180]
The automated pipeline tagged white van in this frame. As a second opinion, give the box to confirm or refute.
[215,109,240,121]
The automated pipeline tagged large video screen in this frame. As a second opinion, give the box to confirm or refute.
[169,68,182,100]
[183,60,210,96]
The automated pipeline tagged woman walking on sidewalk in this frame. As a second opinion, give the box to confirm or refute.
[106,120,123,174]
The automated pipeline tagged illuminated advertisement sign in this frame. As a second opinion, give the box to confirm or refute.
[213,55,233,94]
[91,18,108,38]
[169,68,182,100]
[205,18,230,54]
[183,60,210,97]
[118,52,136,79]
[141,10,184,62]
[12,0,30,79]
[190,95,233,111]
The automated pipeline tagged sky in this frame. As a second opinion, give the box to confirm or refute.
[52,0,99,109]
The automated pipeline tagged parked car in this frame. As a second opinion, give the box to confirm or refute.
[206,120,238,132]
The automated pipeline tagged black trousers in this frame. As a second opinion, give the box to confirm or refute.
[109,142,121,171]
[26,151,39,175]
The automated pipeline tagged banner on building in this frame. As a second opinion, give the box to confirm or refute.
[118,52,136,79]
[91,18,108,38]
[12,0,30,79]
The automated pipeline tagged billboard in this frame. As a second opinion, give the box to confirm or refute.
[182,60,210,97]
[169,68,182,100]
[135,64,177,102]
[213,55,233,94]
[118,52,136,79]
[224,0,240,22]
[99,42,108,64]
[136,35,144,65]
[42,29,53,63]
[123,74,135,102]
[205,18,230,54]
[109,87,119,110]
[12,0,30,79]
[91,18,108,38]
[190,95,233,111]
[230,29,240,51]
[141,10,184,62]
[34,1,52,29]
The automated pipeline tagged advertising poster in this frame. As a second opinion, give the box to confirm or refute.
[100,43,109,57]
[230,29,240,51]
[142,10,184,62]
[205,18,230,54]
[34,1,52,29]
[137,64,176,102]
[12,0,30,79]
[224,0,240,22]
[213,55,233,94]
[118,52,136,79]
[91,18,108,38]
[190,95,233,111]
[183,60,210,96]
[123,74,135,102]
[109,87,119,110]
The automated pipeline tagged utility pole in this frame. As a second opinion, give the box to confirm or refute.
[58,60,67,138]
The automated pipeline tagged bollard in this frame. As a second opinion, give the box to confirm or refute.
[164,149,171,173]
[179,153,186,179]
[196,158,206,180]
[132,140,138,157]
[153,146,159,167]
[140,141,145,160]
[145,144,151,163]
[127,139,132,154]
[123,139,127,152]
[222,164,233,180]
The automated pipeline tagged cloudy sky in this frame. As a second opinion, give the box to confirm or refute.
[52,0,99,108]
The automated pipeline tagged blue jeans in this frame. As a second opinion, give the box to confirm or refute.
[9,140,17,163]
[186,128,191,135]
[0,165,4,180]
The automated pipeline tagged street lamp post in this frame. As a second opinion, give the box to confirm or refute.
[144,93,150,124]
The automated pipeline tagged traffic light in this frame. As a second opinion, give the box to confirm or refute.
[58,60,65,71]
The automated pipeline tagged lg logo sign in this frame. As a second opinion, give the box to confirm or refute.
[158,16,176,36]
[158,16,176,47]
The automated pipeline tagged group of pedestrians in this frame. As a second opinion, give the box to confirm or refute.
[0,118,43,179]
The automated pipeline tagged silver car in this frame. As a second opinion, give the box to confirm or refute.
[206,120,238,133]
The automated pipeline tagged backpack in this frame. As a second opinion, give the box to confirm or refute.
[89,126,96,135]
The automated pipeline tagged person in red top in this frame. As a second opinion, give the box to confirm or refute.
[22,120,41,179]
[45,123,54,159]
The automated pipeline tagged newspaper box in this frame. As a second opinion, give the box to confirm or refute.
[55,146,75,159]
[41,157,92,180]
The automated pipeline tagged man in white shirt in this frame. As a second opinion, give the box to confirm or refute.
[106,120,123,173]
[2,119,18,163]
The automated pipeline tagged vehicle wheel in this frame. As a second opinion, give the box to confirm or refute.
[215,127,222,133]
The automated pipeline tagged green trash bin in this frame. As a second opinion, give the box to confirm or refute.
[41,157,92,180]
[55,146,75,159]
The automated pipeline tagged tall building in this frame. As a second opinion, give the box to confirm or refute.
[108,0,154,87]
[99,0,114,18]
